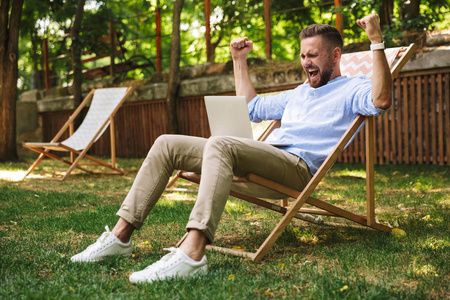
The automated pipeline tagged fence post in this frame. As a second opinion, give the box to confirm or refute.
[155,3,162,72]
[43,38,51,89]
[334,0,343,36]
[205,0,212,62]
[264,0,272,60]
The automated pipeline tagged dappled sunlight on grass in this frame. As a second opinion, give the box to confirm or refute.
[329,167,367,179]
[0,170,28,182]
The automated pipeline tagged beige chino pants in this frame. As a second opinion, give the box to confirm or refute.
[117,134,312,243]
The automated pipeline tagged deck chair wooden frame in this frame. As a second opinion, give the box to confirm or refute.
[176,44,417,262]
[23,87,134,181]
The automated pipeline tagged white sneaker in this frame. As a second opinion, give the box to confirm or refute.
[129,247,207,284]
[70,226,132,262]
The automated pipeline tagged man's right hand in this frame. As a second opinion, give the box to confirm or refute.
[230,37,253,61]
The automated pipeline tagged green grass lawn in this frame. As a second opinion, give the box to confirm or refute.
[0,158,448,299]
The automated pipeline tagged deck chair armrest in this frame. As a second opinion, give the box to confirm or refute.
[23,142,60,147]
[390,43,417,78]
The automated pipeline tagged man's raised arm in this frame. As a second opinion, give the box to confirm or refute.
[230,37,257,103]
[357,14,392,109]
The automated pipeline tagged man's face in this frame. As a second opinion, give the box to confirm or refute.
[300,36,336,88]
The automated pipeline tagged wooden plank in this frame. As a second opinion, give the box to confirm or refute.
[409,77,416,164]
[424,76,430,164]
[298,208,336,216]
[403,77,409,163]
[347,140,353,163]
[431,74,437,164]
[354,127,360,163]
[396,78,403,164]
[247,173,299,198]
[201,98,210,137]
[360,127,365,163]
[383,109,389,163]
[445,73,450,165]
[402,67,450,77]
[110,116,116,167]
[437,74,444,165]
[377,111,383,164]
[365,116,375,226]
[306,197,367,224]
[417,75,423,164]
[144,104,152,153]
[389,84,397,163]
[206,245,256,260]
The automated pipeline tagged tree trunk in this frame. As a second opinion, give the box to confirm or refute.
[31,32,42,90]
[165,0,184,134]
[401,0,420,19]
[379,0,394,29]
[71,0,85,128]
[0,0,24,162]
[400,0,423,46]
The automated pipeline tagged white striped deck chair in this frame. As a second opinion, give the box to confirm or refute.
[23,87,134,181]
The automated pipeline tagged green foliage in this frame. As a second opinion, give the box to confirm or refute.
[341,0,450,47]
[16,0,450,93]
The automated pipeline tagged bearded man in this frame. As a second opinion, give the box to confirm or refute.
[70,14,391,284]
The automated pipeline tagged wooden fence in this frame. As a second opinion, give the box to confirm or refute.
[41,68,449,165]
[339,68,449,165]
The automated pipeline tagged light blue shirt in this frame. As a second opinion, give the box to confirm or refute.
[248,76,389,175]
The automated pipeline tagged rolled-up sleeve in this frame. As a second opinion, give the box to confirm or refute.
[248,91,290,122]
[350,76,391,116]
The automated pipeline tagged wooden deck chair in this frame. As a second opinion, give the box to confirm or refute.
[23,87,134,181]
[176,44,417,262]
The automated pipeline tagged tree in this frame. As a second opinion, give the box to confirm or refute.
[166,0,184,134]
[20,0,80,91]
[71,0,86,124]
[0,0,24,162]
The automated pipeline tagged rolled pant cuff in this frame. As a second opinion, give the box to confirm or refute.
[116,210,144,230]
[185,220,214,244]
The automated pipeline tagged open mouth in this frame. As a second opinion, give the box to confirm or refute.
[308,70,319,79]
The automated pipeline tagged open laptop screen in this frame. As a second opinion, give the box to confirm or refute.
[204,96,254,139]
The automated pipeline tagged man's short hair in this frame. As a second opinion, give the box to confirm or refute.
[300,24,343,51]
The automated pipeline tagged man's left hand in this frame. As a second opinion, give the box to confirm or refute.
[356,14,383,44]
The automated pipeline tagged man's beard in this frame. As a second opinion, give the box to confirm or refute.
[317,63,334,88]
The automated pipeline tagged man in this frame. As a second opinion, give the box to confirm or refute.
[71,14,391,284]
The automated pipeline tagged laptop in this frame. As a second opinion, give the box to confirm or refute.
[204,95,293,147]
[204,96,254,139]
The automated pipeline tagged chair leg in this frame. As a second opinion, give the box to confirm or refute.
[166,172,181,188]
[23,153,46,179]
[60,148,91,181]
[253,191,311,262]
[365,116,376,226]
